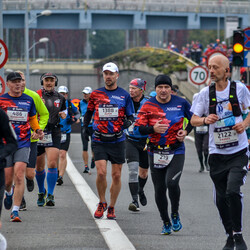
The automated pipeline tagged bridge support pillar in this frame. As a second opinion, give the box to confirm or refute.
[133,12,146,29]
[187,13,200,29]
[79,11,92,29]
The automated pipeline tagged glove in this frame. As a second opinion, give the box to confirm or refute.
[82,127,89,141]
[66,116,77,125]
[123,119,133,129]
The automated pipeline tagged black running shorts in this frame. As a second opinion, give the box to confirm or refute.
[92,141,125,164]
[60,133,71,151]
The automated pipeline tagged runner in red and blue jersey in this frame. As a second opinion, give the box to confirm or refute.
[0,72,43,222]
[83,62,134,220]
[125,78,149,212]
[134,74,193,235]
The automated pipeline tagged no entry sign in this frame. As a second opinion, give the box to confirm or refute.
[0,76,5,95]
[0,39,8,69]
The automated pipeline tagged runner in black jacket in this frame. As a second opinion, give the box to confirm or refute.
[0,107,17,246]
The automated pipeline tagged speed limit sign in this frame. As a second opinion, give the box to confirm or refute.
[189,66,208,85]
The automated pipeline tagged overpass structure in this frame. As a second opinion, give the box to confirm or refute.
[2,0,250,30]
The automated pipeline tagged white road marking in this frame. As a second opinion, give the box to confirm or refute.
[66,155,136,250]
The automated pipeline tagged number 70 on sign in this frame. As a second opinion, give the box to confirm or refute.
[189,66,209,85]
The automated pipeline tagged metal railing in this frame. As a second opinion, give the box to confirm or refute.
[3,0,250,14]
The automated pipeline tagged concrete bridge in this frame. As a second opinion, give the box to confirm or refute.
[5,47,201,102]
[2,0,250,30]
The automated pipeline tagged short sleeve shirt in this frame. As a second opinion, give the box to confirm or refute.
[190,81,250,154]
[0,93,36,148]
[87,87,134,142]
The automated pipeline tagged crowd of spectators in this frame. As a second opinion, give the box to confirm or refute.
[168,39,233,66]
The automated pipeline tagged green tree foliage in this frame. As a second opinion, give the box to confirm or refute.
[188,30,225,47]
[90,30,125,59]
[94,47,187,75]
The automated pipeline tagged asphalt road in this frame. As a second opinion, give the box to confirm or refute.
[2,134,250,250]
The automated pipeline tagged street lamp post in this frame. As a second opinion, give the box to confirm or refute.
[25,0,51,88]
[29,37,49,53]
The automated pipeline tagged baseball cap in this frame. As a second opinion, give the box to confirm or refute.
[102,62,119,73]
[130,78,146,91]
[41,72,57,80]
[58,86,68,93]
[149,91,157,97]
[155,74,172,88]
[82,86,92,94]
[6,72,22,82]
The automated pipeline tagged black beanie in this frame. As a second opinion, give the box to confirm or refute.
[155,74,172,88]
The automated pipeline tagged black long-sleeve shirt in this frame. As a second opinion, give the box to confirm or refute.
[0,108,17,169]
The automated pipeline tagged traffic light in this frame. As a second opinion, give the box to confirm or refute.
[232,30,244,66]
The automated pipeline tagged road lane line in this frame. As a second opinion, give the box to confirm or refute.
[66,155,136,250]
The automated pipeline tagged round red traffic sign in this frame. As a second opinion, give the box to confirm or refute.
[0,39,8,69]
[189,66,208,85]
[0,76,5,95]
[206,50,227,68]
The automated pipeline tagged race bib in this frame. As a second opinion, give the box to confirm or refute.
[98,104,118,121]
[7,107,28,124]
[37,131,53,146]
[61,132,67,143]
[153,150,174,169]
[196,125,208,134]
[214,126,238,149]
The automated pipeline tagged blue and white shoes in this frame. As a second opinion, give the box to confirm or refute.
[171,213,182,232]
[161,222,172,235]
[161,213,182,235]
[4,186,14,210]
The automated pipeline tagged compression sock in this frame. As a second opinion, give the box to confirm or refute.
[138,176,148,193]
[129,182,139,201]
[35,169,46,193]
[47,168,58,195]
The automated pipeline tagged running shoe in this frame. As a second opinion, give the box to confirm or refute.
[10,211,22,222]
[4,187,14,210]
[26,177,34,192]
[199,166,204,173]
[91,158,95,169]
[128,200,140,212]
[107,206,116,220]
[83,165,90,173]
[37,189,47,207]
[171,213,182,232]
[139,191,147,206]
[161,222,172,235]
[222,236,235,250]
[19,197,27,211]
[57,176,63,186]
[94,202,107,219]
[45,194,55,206]
[234,234,247,250]
[205,161,210,171]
